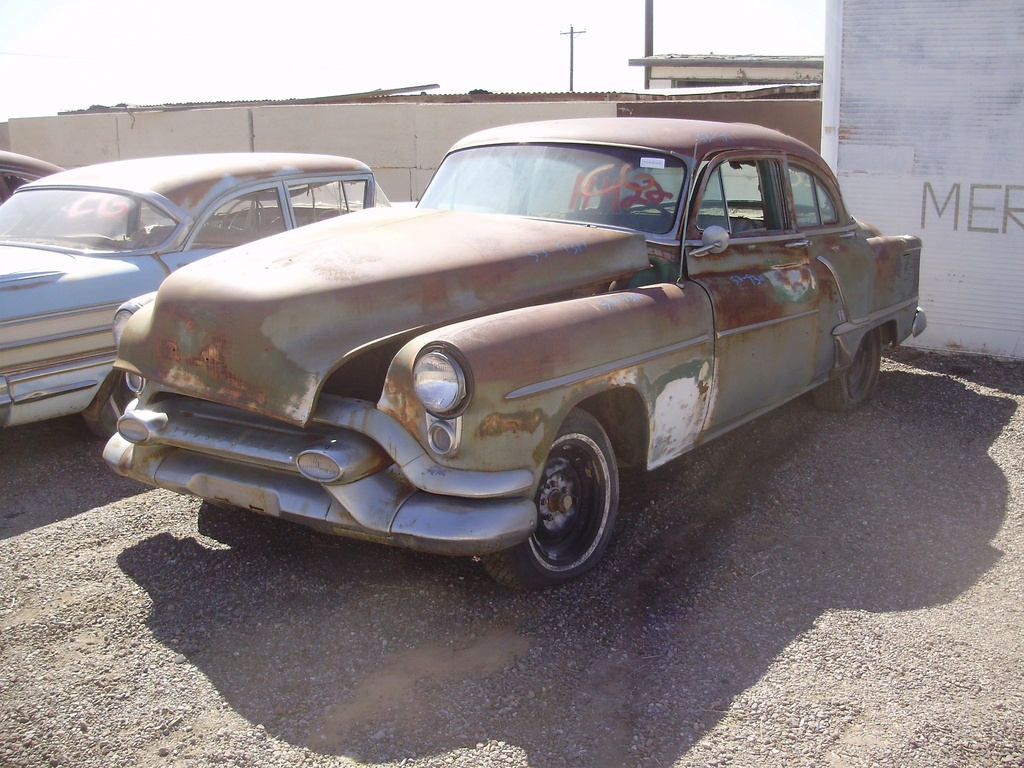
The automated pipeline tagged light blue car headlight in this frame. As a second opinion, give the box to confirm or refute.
[112,292,157,348]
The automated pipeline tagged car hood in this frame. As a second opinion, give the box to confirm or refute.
[118,207,650,425]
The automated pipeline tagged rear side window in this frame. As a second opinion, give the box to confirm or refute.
[288,178,369,227]
[788,166,839,227]
[192,187,286,248]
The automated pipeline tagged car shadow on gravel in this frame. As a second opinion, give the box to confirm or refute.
[117,355,1013,767]
[0,414,147,540]
[887,345,1024,395]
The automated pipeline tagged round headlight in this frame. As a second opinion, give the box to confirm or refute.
[413,350,467,416]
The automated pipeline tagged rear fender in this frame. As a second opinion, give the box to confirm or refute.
[830,234,923,365]
[868,234,922,315]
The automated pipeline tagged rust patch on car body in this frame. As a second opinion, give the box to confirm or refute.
[476,409,547,440]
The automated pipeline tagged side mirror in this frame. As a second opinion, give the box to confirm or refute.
[689,225,729,257]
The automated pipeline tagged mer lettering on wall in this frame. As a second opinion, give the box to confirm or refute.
[921,182,1024,233]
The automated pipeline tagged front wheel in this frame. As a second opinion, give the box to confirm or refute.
[813,327,881,412]
[483,409,619,590]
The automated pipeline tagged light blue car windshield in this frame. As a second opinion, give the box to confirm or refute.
[419,143,687,235]
[0,188,179,252]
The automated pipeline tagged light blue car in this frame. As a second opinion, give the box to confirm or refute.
[0,152,389,436]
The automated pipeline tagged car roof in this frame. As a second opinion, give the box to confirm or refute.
[23,152,372,217]
[448,117,826,168]
[0,150,64,177]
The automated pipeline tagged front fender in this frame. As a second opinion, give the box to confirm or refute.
[379,283,716,489]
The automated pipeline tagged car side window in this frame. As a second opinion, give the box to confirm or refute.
[788,165,839,227]
[2,173,31,198]
[696,159,784,236]
[287,178,368,227]
[192,187,286,248]
[342,179,369,211]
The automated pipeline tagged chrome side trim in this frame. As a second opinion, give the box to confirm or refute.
[8,378,100,405]
[4,349,114,379]
[0,269,64,284]
[2,352,113,405]
[504,334,711,400]
[716,309,819,340]
[816,255,851,322]
[2,326,114,353]
[0,300,122,350]
[831,296,919,336]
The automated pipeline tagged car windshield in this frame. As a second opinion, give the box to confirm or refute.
[418,143,687,235]
[0,188,179,252]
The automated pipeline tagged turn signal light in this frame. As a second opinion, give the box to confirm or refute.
[296,450,343,482]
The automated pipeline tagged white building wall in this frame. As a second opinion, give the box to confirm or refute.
[823,0,1024,358]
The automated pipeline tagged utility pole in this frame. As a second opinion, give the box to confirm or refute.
[561,25,586,92]
[644,0,654,89]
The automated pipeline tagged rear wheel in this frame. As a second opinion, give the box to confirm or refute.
[813,327,881,411]
[483,409,619,590]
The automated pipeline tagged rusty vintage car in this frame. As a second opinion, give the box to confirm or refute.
[0,150,63,202]
[0,152,388,436]
[104,118,926,589]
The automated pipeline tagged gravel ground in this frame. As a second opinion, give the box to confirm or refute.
[1,347,1022,768]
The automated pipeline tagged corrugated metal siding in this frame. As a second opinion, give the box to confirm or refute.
[834,0,1024,357]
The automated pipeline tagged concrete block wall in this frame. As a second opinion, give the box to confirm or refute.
[6,101,618,201]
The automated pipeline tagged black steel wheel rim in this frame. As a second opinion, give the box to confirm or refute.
[533,435,607,568]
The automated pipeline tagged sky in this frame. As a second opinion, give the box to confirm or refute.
[0,0,826,123]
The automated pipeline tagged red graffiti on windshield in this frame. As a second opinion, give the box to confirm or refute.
[570,163,673,211]
[68,194,130,218]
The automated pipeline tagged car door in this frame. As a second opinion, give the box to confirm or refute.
[784,160,853,375]
[686,153,825,434]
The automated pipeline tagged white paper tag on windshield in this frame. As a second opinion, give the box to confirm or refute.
[640,157,666,169]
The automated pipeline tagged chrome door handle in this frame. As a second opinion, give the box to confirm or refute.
[785,239,811,249]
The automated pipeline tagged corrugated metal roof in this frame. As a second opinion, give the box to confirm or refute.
[629,54,824,68]
[62,83,819,116]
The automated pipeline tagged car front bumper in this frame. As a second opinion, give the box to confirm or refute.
[103,394,537,555]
